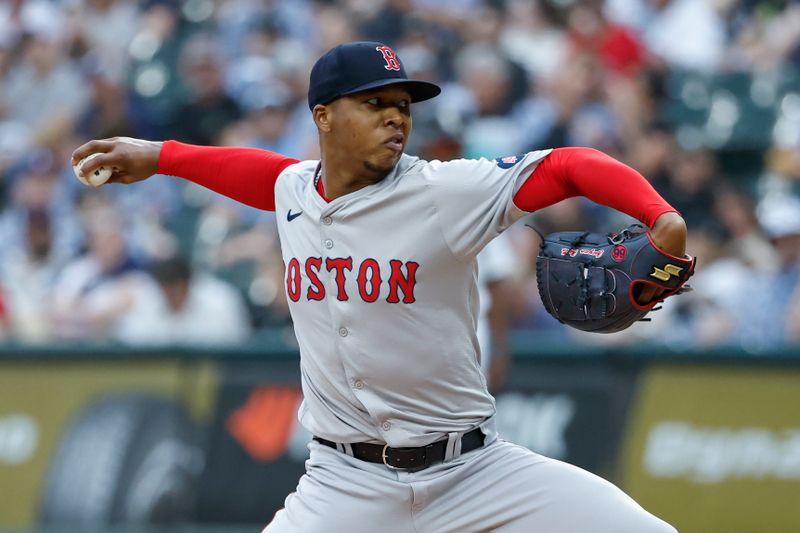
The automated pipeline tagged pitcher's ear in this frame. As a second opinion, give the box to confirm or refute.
[313,104,332,133]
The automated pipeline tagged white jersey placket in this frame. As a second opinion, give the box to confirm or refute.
[311,177,391,441]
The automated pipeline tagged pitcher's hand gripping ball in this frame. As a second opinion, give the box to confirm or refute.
[72,153,112,187]
[536,225,695,333]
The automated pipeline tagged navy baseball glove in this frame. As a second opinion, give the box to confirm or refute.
[536,225,696,333]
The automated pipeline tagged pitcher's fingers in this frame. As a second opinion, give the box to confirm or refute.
[104,172,126,184]
[71,139,116,166]
[77,152,119,177]
[638,285,655,302]
[637,285,665,305]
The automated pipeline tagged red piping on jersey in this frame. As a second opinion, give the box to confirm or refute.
[316,175,332,203]
[158,140,299,211]
[513,147,676,228]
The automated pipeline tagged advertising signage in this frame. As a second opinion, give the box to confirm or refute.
[621,364,800,533]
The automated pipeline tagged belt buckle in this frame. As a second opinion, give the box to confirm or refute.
[382,444,428,471]
[382,443,403,470]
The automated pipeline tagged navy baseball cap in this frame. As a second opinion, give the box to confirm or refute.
[308,41,441,109]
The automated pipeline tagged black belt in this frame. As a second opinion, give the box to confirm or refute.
[314,428,485,472]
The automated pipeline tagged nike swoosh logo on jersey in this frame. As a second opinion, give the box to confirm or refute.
[287,210,302,221]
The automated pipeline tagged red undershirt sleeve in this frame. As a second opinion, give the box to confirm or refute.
[512,147,676,228]
[157,140,300,211]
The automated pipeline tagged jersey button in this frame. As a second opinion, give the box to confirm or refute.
[324,239,334,249]
[338,327,349,337]
[322,216,332,225]
[354,380,364,390]
[381,421,392,431]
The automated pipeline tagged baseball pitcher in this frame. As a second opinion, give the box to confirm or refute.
[72,42,692,532]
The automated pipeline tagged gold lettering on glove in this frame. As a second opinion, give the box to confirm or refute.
[650,264,684,282]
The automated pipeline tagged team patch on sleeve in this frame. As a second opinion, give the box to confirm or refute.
[494,154,526,169]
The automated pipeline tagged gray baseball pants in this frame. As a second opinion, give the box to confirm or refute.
[262,436,677,533]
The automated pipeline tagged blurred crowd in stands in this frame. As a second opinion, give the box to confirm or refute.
[1,0,799,357]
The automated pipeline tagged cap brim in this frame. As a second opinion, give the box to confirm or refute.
[340,78,441,103]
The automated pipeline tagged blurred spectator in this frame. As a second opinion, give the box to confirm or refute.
[0,209,66,343]
[168,33,243,145]
[533,54,605,150]
[499,0,567,82]
[66,0,140,83]
[0,152,81,262]
[642,0,727,72]
[728,2,800,70]
[737,193,800,349]
[712,187,777,270]
[116,255,251,346]
[1,1,90,150]
[49,205,148,341]
[452,43,528,157]
[658,148,717,229]
[566,3,645,76]
[625,123,674,183]
[243,98,295,154]
[77,61,137,140]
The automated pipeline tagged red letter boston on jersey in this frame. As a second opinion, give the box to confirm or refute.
[286,257,418,304]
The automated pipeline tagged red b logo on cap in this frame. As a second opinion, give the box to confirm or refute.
[376,46,401,71]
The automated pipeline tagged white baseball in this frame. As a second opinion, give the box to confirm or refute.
[73,153,112,187]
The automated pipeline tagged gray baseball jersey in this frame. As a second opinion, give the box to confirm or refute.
[274,150,549,447]
[265,150,676,533]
